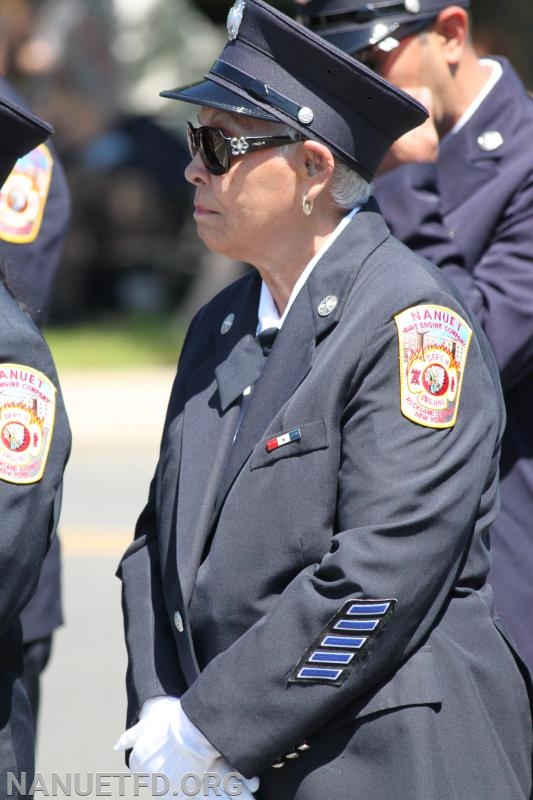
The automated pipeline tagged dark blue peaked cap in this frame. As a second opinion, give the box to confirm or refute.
[295,0,470,57]
[161,0,428,181]
[0,92,53,188]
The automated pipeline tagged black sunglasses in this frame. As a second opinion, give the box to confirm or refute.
[187,121,306,175]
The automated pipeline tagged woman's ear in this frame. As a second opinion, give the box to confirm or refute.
[299,140,335,202]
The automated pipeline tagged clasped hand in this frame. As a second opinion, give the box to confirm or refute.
[114,696,259,798]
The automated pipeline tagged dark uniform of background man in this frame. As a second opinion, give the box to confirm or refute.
[0,91,71,800]
[0,75,70,735]
[116,2,532,798]
[297,0,533,674]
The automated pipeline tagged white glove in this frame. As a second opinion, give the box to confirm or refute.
[114,696,259,796]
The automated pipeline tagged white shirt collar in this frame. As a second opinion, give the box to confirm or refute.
[445,58,503,140]
[257,205,360,334]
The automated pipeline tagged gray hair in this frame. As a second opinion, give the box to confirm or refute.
[329,158,372,209]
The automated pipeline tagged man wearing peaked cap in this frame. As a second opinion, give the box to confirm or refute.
[116,2,532,798]
[0,94,71,796]
[300,0,533,678]
[294,0,470,55]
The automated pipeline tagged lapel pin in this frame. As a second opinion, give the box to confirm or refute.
[477,131,504,152]
[266,428,302,453]
[318,295,338,317]
[220,313,235,335]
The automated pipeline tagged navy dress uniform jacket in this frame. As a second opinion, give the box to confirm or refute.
[374,57,533,673]
[118,206,532,799]
[0,285,71,792]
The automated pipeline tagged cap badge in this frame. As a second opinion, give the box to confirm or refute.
[477,131,504,152]
[369,22,400,48]
[317,295,338,317]
[298,107,314,125]
[221,313,235,335]
[227,0,245,41]
[404,0,421,13]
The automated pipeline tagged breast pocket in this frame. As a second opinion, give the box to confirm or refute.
[250,419,328,470]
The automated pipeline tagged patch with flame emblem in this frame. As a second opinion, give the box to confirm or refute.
[0,144,53,244]
[394,304,472,429]
[0,364,56,484]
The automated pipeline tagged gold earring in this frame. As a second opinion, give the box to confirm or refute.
[302,196,313,216]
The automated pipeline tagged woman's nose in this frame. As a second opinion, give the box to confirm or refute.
[184,152,208,185]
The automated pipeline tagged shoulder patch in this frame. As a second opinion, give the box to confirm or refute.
[0,364,56,484]
[0,144,53,244]
[394,304,472,429]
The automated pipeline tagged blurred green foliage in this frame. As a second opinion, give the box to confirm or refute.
[44,314,185,370]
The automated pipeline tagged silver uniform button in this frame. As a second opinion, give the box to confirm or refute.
[298,106,314,125]
[477,130,504,152]
[221,313,235,335]
[317,295,338,317]
[174,611,184,633]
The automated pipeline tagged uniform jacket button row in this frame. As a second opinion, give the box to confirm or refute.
[271,741,310,768]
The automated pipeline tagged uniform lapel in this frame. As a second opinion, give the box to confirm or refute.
[213,283,316,516]
[213,202,390,517]
[175,272,261,605]
[438,59,515,216]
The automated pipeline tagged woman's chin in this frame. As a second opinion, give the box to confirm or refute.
[196,227,234,260]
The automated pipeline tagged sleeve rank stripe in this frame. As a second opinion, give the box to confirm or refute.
[297,667,344,681]
[346,602,391,615]
[288,599,396,686]
[321,635,367,649]
[309,651,354,664]
[334,618,380,631]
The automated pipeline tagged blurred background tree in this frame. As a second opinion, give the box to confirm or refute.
[1,0,532,338]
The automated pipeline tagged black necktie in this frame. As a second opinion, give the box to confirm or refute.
[257,326,279,356]
[215,327,279,412]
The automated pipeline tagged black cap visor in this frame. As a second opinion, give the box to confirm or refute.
[161,78,279,121]
[315,15,438,55]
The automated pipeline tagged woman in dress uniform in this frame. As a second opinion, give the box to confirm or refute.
[116,2,532,798]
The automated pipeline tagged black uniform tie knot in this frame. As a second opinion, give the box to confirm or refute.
[258,326,279,356]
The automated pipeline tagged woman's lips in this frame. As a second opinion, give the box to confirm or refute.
[194,204,217,216]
